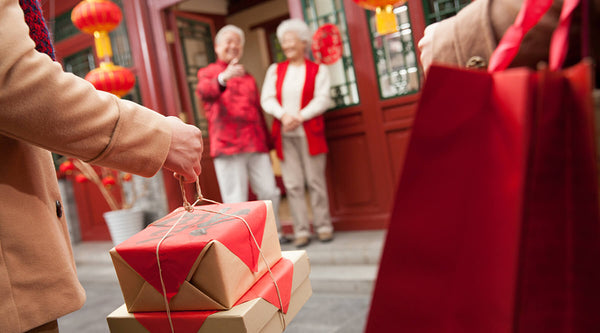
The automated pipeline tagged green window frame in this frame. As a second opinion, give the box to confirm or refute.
[301,0,359,109]
[51,9,79,43]
[422,0,471,25]
[367,5,420,99]
[176,16,215,135]
[63,47,96,78]
[268,31,286,63]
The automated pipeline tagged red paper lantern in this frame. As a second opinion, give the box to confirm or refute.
[75,174,89,183]
[311,24,343,65]
[71,0,122,34]
[102,175,116,188]
[59,160,75,174]
[85,62,135,97]
[352,0,406,35]
[72,0,123,60]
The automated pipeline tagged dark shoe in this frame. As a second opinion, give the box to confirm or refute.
[294,236,311,248]
[279,235,292,245]
[318,232,334,242]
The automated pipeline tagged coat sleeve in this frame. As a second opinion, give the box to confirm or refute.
[196,64,224,103]
[260,64,286,119]
[428,0,497,67]
[0,0,171,177]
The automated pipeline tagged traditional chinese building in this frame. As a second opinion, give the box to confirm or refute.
[43,0,471,242]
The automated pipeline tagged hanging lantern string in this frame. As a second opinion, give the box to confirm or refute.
[155,177,286,333]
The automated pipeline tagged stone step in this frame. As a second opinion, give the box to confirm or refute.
[280,230,386,266]
[73,241,114,266]
[74,231,387,266]
[309,264,378,295]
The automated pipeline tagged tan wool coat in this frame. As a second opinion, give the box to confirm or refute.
[430,0,600,71]
[0,0,172,331]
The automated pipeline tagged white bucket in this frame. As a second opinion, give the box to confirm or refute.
[103,209,144,246]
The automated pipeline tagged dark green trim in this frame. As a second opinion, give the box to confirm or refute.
[301,0,359,110]
[52,9,78,43]
[366,5,421,100]
[422,0,470,25]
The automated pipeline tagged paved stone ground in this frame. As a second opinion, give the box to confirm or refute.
[58,276,371,332]
[57,230,383,332]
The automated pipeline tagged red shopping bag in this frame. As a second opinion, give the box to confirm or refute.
[366,0,600,331]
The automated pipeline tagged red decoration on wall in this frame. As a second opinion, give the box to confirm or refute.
[311,24,343,65]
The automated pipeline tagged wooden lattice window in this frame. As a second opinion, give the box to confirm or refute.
[51,9,79,43]
[422,0,471,25]
[176,17,215,134]
[301,0,359,109]
[63,47,95,77]
[367,5,420,99]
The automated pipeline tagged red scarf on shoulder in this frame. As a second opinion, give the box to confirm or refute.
[20,0,56,60]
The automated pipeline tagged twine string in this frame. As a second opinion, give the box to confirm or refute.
[154,178,286,333]
[194,206,287,331]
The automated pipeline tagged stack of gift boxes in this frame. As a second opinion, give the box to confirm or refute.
[106,200,312,333]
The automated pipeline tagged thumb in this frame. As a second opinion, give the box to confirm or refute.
[230,58,239,66]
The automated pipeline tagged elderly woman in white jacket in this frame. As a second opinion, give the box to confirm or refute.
[261,19,334,248]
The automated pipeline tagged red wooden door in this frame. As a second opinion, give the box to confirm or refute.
[165,10,224,204]
[285,0,428,230]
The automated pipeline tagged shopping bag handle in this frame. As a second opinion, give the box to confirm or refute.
[488,0,581,72]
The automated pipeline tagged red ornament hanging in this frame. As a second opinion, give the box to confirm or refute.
[311,24,343,65]
[71,0,122,34]
[102,175,116,189]
[71,0,135,97]
[71,0,122,60]
[85,62,136,97]
[75,174,89,183]
[352,0,406,35]
[122,173,133,182]
[59,160,75,174]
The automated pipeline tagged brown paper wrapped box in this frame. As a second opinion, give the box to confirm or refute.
[110,200,282,312]
[107,250,312,333]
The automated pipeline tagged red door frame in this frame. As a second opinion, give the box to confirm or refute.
[284,0,427,230]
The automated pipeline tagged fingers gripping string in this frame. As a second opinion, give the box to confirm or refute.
[156,179,286,332]
[178,177,198,212]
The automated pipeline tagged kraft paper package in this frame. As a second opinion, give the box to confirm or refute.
[110,200,282,312]
[107,250,312,333]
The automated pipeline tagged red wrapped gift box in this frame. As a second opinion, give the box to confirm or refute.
[107,250,312,333]
[110,200,282,312]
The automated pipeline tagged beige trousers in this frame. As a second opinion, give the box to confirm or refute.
[280,136,333,238]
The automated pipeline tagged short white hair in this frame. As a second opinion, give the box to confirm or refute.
[215,25,245,46]
[276,19,312,45]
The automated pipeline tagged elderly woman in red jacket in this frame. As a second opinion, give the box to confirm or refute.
[261,19,335,248]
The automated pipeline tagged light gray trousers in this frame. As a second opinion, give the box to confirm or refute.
[280,136,333,238]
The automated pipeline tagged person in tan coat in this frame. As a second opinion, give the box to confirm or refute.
[0,0,203,332]
[418,0,600,77]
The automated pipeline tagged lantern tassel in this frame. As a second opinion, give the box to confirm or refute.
[94,30,113,61]
[375,5,398,35]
